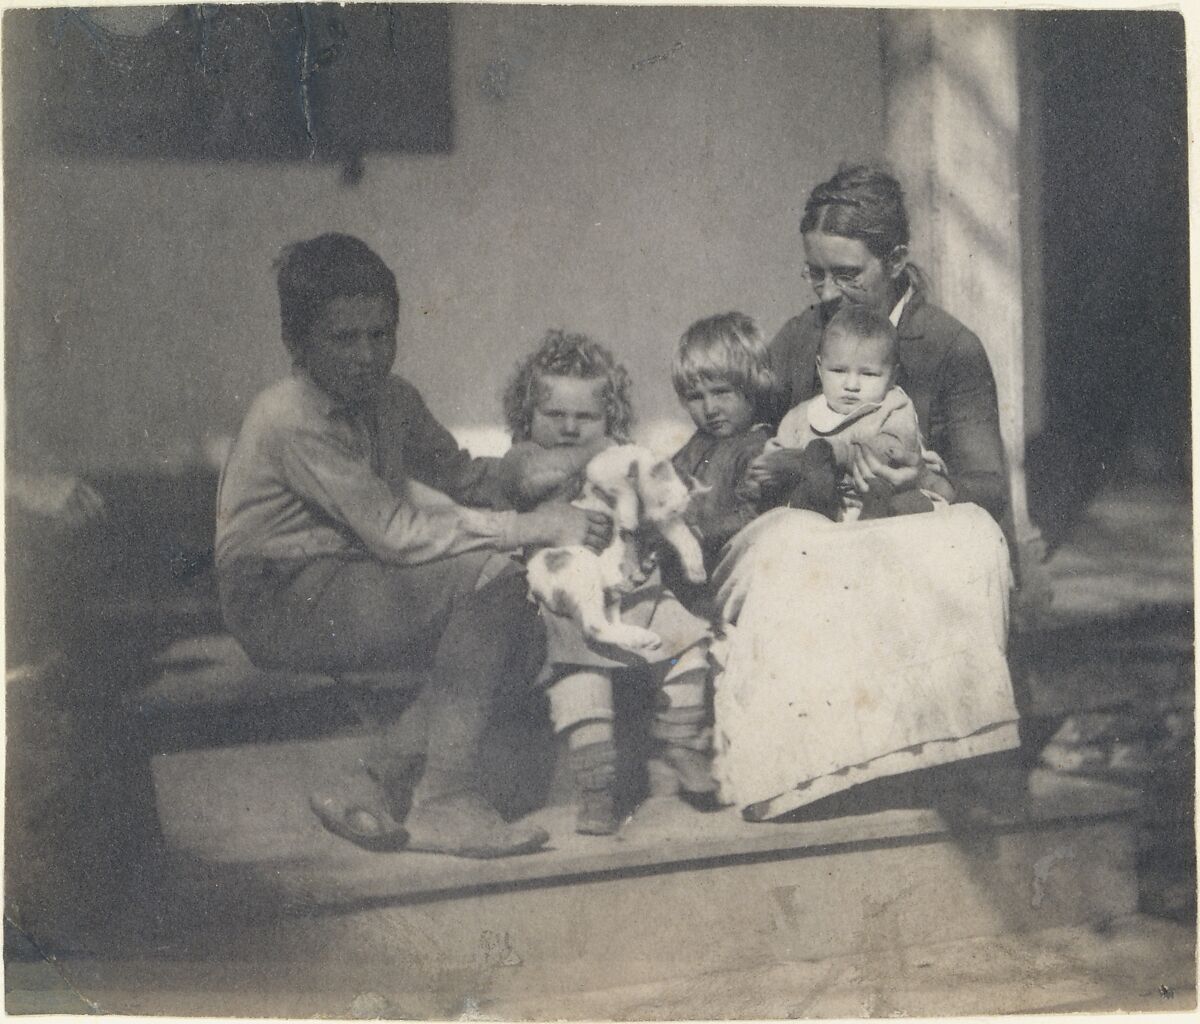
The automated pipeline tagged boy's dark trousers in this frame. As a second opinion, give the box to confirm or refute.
[219,552,546,812]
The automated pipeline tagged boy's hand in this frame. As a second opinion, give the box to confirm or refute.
[517,503,612,551]
[501,443,594,507]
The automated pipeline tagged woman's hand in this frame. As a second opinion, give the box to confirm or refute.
[516,503,612,552]
[848,443,921,499]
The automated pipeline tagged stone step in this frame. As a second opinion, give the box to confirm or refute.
[482,915,1194,1020]
[7,915,1191,1018]
[141,730,1141,1003]
[8,663,1146,1016]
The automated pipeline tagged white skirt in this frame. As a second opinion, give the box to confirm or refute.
[711,504,1019,820]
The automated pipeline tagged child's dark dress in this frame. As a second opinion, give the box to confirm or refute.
[667,426,771,616]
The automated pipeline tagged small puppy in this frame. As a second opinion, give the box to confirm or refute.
[527,444,707,654]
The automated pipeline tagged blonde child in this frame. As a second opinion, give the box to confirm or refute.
[500,330,717,835]
[667,312,776,614]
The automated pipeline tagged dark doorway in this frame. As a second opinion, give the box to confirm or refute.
[1025,11,1189,544]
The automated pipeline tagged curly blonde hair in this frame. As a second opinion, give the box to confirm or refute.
[503,329,634,442]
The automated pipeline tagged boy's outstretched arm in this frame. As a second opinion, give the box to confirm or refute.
[380,378,507,508]
[498,438,610,510]
[281,426,608,563]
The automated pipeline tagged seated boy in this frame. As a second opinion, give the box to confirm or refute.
[746,304,953,520]
[215,234,609,858]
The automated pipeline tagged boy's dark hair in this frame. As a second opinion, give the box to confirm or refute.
[503,329,634,443]
[275,234,399,360]
[821,304,898,364]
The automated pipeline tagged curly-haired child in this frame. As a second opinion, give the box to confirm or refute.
[499,329,718,835]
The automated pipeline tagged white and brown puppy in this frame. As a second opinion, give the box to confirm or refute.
[527,444,707,654]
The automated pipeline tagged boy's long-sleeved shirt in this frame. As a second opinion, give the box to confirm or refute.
[215,370,518,568]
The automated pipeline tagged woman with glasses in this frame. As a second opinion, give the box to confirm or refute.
[753,164,1008,523]
[708,165,1019,822]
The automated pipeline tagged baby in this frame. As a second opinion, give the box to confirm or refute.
[667,312,776,614]
[500,330,718,835]
[750,304,949,520]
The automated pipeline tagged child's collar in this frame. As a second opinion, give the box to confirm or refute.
[808,386,909,435]
[809,396,876,433]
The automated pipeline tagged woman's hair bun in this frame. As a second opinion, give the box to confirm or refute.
[801,165,910,261]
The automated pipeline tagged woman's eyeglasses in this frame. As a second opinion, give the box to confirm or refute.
[801,265,866,292]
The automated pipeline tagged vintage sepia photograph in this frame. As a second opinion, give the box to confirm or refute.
[2,1,1194,1017]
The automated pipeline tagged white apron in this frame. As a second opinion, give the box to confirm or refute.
[711,504,1019,820]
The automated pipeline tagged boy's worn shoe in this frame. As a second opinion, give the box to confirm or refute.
[404,792,549,859]
[309,791,410,853]
[569,740,620,836]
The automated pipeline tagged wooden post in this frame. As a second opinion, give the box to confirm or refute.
[882,10,1049,610]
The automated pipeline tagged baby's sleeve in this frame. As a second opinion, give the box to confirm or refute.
[868,403,923,468]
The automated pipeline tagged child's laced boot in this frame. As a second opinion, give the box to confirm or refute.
[569,739,620,835]
[653,708,721,811]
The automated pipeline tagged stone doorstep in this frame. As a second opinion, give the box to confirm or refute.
[139,634,1144,986]
[7,915,1191,1019]
[283,771,1141,911]
[151,721,1138,910]
[182,809,1140,1005]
